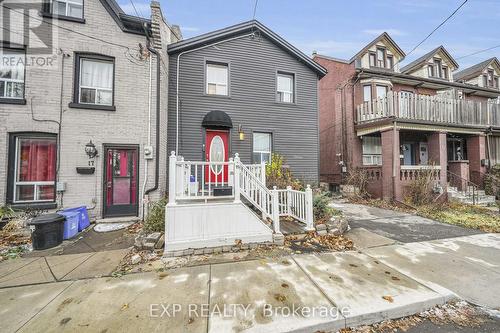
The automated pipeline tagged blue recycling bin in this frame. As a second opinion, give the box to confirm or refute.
[57,210,79,239]
[59,206,90,231]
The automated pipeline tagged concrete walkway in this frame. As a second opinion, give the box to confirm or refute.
[332,201,482,243]
[0,249,450,332]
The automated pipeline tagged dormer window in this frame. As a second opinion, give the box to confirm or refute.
[484,70,499,89]
[369,47,393,70]
[369,53,376,67]
[49,0,83,19]
[376,48,385,68]
[428,58,448,79]
[386,55,394,69]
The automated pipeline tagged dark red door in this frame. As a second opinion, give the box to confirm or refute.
[205,130,229,183]
[104,146,138,217]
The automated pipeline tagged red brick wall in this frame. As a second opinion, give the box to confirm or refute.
[314,56,357,184]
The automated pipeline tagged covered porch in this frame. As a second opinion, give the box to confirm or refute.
[358,123,488,202]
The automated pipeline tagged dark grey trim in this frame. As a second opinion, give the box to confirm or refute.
[204,57,231,98]
[0,98,26,105]
[6,132,58,206]
[168,20,327,77]
[72,52,116,109]
[40,12,86,24]
[98,0,151,36]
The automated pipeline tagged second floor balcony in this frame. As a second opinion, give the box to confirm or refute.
[356,92,500,128]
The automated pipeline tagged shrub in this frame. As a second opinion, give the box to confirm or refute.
[265,153,303,190]
[0,205,15,220]
[345,168,370,198]
[144,197,167,233]
[485,164,500,199]
[313,192,340,223]
[404,165,438,206]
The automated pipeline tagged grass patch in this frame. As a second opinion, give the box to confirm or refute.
[417,203,500,233]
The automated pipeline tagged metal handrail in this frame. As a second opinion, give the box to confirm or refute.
[447,170,479,205]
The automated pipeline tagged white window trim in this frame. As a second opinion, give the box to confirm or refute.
[276,72,294,103]
[78,58,114,106]
[205,62,229,96]
[253,132,272,163]
[52,0,83,18]
[13,137,56,203]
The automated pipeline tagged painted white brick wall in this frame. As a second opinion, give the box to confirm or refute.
[0,0,178,219]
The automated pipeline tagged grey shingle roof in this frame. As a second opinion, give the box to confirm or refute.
[454,57,500,82]
[401,46,459,74]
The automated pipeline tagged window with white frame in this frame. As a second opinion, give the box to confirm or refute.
[206,62,228,95]
[362,135,382,165]
[78,57,114,106]
[52,0,83,19]
[0,48,25,99]
[276,72,294,103]
[12,135,57,203]
[363,85,372,102]
[253,132,272,163]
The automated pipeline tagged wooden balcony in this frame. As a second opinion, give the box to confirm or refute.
[356,92,500,127]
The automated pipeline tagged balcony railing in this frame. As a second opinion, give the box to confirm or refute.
[357,92,500,127]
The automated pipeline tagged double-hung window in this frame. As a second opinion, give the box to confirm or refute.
[253,132,272,164]
[362,136,382,165]
[51,0,83,19]
[376,48,385,68]
[11,135,57,203]
[277,72,294,103]
[0,48,25,100]
[206,62,228,96]
[77,55,114,106]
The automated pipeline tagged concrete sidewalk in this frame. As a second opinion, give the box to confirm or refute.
[364,233,500,309]
[0,249,450,333]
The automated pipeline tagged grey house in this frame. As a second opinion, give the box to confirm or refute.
[167,20,327,184]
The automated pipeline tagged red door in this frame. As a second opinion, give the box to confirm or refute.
[205,130,229,184]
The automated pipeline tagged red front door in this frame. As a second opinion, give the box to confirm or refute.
[205,130,229,183]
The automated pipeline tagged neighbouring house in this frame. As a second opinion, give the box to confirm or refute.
[164,20,327,254]
[0,0,180,220]
[314,32,500,205]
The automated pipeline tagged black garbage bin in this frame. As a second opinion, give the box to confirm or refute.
[28,213,66,250]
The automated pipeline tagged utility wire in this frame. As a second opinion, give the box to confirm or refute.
[252,0,259,20]
[456,43,500,60]
[393,0,469,69]
[129,0,144,18]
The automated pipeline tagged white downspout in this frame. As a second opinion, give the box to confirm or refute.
[176,33,255,154]
[142,53,153,217]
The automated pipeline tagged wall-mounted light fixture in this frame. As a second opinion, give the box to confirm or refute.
[85,140,98,158]
[238,124,245,141]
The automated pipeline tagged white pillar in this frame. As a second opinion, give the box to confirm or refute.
[260,161,266,186]
[233,156,241,203]
[305,184,314,231]
[286,186,292,215]
[272,186,280,233]
[168,151,177,205]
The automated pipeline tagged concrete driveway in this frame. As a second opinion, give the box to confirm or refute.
[332,201,482,243]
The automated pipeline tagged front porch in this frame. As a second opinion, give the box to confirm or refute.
[359,126,491,204]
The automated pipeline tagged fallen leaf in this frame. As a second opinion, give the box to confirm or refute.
[382,296,394,303]
[121,303,129,311]
[158,272,168,280]
[391,276,401,281]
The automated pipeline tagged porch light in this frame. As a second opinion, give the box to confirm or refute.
[85,140,98,158]
[238,125,245,141]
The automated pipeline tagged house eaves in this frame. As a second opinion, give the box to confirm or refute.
[401,45,459,74]
[349,32,406,64]
[167,20,327,77]
[99,0,151,36]
[454,57,500,82]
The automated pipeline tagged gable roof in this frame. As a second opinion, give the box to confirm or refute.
[401,45,459,74]
[454,57,500,82]
[349,32,406,64]
[167,20,327,77]
[99,0,151,35]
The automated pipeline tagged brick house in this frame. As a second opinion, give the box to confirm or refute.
[0,0,180,219]
[314,33,500,203]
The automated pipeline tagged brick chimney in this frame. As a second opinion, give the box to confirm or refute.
[150,1,163,49]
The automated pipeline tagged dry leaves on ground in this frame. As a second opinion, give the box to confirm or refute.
[285,232,354,252]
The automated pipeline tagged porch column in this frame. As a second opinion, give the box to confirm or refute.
[381,128,401,201]
[428,131,448,191]
[467,135,487,186]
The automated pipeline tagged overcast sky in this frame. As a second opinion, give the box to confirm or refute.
[118,0,500,70]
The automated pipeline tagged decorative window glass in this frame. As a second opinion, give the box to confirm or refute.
[276,72,294,103]
[0,48,25,99]
[206,62,228,95]
[52,0,83,18]
[13,136,57,203]
[362,136,382,165]
[253,132,272,164]
[209,135,225,174]
[79,58,114,106]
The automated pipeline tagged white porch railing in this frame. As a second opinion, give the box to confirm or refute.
[357,91,500,127]
[168,152,314,233]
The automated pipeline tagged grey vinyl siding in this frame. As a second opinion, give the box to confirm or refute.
[168,34,320,184]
